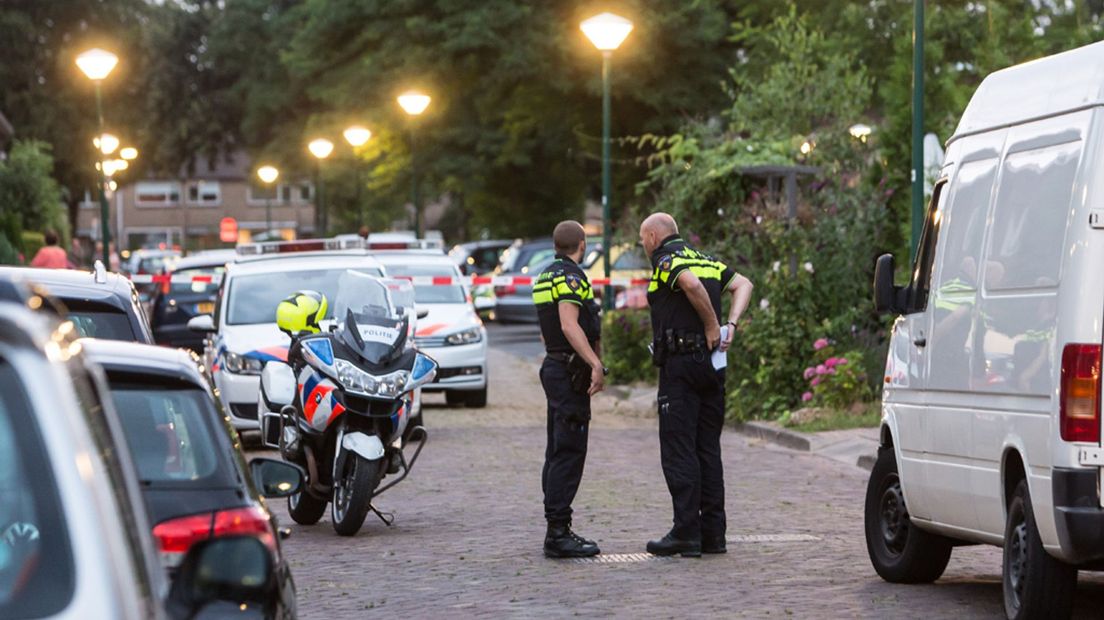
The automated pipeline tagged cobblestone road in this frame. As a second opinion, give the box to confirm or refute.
[262,331,1104,618]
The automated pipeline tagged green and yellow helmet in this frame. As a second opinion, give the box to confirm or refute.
[276,290,328,335]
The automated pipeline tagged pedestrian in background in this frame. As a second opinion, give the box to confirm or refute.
[638,212,753,557]
[532,220,607,558]
[30,230,69,269]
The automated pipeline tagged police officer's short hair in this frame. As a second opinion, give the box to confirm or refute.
[553,221,586,255]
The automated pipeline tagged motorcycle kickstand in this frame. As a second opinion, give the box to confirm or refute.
[370,504,395,527]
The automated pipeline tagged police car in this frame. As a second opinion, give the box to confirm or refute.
[375,252,488,407]
[187,238,386,431]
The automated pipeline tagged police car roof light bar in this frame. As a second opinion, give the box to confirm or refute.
[367,239,444,251]
[235,237,366,256]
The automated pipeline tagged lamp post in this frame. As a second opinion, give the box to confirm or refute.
[397,92,431,238]
[343,126,372,229]
[257,165,279,235]
[76,47,119,266]
[581,12,633,310]
[308,138,334,236]
[911,0,924,261]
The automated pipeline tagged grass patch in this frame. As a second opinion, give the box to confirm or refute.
[784,401,881,433]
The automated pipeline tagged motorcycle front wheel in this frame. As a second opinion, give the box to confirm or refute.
[288,489,326,525]
[331,454,383,536]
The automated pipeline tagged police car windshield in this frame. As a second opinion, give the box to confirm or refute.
[384,264,465,304]
[226,267,383,325]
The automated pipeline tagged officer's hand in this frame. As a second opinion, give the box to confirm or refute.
[706,323,721,351]
[719,322,735,352]
[588,364,606,396]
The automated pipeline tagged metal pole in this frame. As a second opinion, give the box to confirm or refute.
[355,162,363,229]
[601,51,612,310]
[911,0,925,261]
[265,192,272,235]
[94,82,110,266]
[410,129,421,238]
[314,162,323,236]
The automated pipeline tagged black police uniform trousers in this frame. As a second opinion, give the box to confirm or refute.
[657,353,726,541]
[540,357,591,526]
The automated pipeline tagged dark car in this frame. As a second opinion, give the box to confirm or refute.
[449,239,512,275]
[81,339,301,617]
[0,263,154,343]
[492,239,555,323]
[150,250,236,351]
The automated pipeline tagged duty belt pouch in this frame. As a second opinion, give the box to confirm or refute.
[566,353,592,394]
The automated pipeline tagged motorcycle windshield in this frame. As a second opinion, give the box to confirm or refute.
[333,271,405,365]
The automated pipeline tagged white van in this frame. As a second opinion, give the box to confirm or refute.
[866,42,1104,620]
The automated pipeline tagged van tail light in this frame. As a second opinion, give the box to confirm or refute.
[152,507,275,567]
[1060,343,1101,443]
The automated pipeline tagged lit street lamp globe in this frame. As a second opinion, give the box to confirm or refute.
[580,12,633,51]
[257,165,279,184]
[75,48,119,81]
[849,123,873,142]
[343,126,372,147]
[308,138,334,159]
[119,147,138,160]
[397,92,431,116]
[94,133,120,155]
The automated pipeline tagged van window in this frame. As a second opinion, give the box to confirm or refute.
[986,141,1080,290]
[908,180,948,313]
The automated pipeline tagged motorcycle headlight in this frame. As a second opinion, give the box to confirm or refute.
[335,360,409,399]
[445,327,483,346]
[225,351,264,375]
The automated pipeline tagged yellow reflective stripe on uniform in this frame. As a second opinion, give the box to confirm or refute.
[532,290,554,304]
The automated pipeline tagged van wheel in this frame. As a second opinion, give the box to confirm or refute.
[1002,480,1076,620]
[864,447,952,583]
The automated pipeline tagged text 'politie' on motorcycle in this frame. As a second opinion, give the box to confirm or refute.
[257,271,437,536]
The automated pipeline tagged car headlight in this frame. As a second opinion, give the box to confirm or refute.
[445,327,483,346]
[224,351,264,375]
[335,359,409,398]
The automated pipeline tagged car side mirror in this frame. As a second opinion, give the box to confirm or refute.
[166,536,274,620]
[873,253,908,315]
[187,314,215,333]
[260,362,295,408]
[249,457,304,498]
[416,308,429,320]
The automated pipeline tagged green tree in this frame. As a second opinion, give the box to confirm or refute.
[0,140,68,262]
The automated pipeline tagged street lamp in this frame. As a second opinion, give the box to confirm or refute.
[581,11,633,310]
[257,165,279,235]
[849,123,872,143]
[93,133,120,156]
[343,126,372,229]
[119,146,138,160]
[308,138,334,236]
[76,48,119,266]
[397,91,431,238]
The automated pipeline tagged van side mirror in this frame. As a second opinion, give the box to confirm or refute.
[873,253,906,315]
[166,536,274,620]
[186,314,215,333]
[248,457,304,498]
[260,362,296,408]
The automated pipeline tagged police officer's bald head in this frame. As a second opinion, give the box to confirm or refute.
[639,213,679,255]
[553,220,587,258]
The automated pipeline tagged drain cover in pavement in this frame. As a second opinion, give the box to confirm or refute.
[727,534,820,543]
[571,553,674,564]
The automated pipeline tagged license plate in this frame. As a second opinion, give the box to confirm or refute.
[196,302,214,314]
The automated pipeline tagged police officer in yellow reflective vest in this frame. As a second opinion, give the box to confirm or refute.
[639,212,754,557]
[532,220,606,558]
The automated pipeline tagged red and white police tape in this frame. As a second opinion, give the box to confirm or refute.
[127,274,650,287]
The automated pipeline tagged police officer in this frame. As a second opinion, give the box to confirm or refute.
[639,212,753,557]
[532,220,606,558]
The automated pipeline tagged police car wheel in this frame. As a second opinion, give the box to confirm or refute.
[464,387,487,408]
[445,390,466,407]
[864,447,952,583]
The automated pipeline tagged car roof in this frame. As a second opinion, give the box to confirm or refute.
[80,339,208,385]
[0,266,135,305]
[172,250,237,271]
[375,253,459,267]
[228,251,384,274]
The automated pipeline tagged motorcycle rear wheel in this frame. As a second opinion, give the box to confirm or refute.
[288,489,327,526]
[331,455,382,536]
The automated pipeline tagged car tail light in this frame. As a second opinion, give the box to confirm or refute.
[494,285,516,297]
[212,506,277,552]
[152,507,276,566]
[1060,343,1101,443]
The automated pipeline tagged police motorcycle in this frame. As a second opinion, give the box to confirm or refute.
[257,270,436,536]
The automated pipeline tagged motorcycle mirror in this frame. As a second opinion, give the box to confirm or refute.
[166,536,274,620]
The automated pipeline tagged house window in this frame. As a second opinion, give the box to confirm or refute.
[296,182,314,203]
[186,181,221,206]
[248,180,280,204]
[135,181,181,208]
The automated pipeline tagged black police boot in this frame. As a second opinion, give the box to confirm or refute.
[544,523,600,559]
[702,535,727,555]
[646,532,702,558]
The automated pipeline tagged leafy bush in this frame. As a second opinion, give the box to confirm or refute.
[600,309,655,385]
[21,232,44,263]
[798,338,871,410]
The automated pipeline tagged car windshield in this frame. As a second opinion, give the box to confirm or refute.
[137,254,178,274]
[62,302,137,341]
[110,383,221,484]
[169,266,224,295]
[613,246,649,270]
[0,359,74,617]
[226,266,383,325]
[386,264,466,304]
[333,271,406,365]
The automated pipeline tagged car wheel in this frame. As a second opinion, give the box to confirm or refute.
[288,489,326,526]
[464,387,487,408]
[445,390,466,407]
[864,446,952,583]
[1002,479,1076,620]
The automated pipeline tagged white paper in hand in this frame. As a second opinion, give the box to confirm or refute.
[712,325,729,370]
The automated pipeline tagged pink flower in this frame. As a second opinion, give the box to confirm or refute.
[838,358,848,365]
[803,367,816,380]
[826,367,836,375]
[801,392,813,402]
[815,364,827,375]
[811,377,822,387]
[813,338,829,351]
[825,357,840,368]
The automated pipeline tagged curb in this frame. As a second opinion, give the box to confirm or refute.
[730,421,812,452]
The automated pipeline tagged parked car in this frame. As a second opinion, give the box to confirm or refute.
[377,253,488,407]
[0,262,154,343]
[449,239,512,275]
[492,239,554,323]
[150,249,237,351]
[81,338,301,615]
[583,242,651,309]
[866,40,1104,620]
[123,248,182,306]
